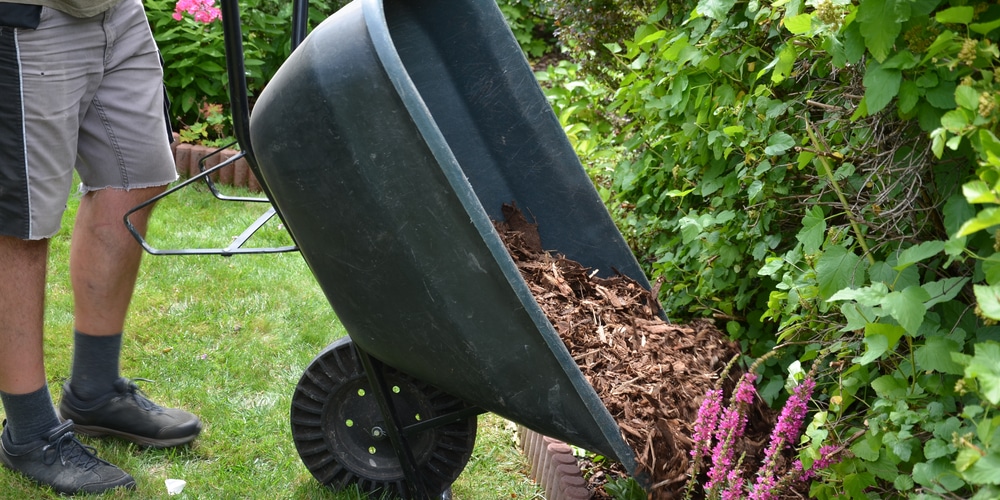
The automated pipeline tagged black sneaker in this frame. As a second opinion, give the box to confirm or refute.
[0,420,136,495]
[58,378,202,448]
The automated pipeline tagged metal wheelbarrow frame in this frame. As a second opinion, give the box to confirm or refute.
[129,0,656,497]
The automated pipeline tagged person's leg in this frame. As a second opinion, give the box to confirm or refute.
[68,187,162,401]
[71,188,162,336]
[0,237,47,394]
[0,7,137,495]
[57,0,199,448]
[0,237,60,444]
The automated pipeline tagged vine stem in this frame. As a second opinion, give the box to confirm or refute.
[804,120,876,265]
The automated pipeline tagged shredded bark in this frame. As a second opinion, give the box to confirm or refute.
[494,203,774,499]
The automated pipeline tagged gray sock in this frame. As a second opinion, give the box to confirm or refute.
[0,385,61,445]
[69,330,122,401]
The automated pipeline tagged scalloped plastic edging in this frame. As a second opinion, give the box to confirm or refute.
[170,134,261,192]
[518,425,593,500]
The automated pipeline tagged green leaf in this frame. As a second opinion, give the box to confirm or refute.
[852,433,882,461]
[984,254,1000,285]
[858,323,905,364]
[829,282,889,306]
[924,438,954,460]
[696,0,737,20]
[894,240,945,270]
[797,206,826,253]
[785,13,813,34]
[857,0,903,62]
[914,458,966,491]
[898,80,921,114]
[863,61,902,114]
[816,246,864,300]
[975,285,1000,321]
[964,180,999,204]
[771,43,798,84]
[956,85,981,111]
[871,374,908,398]
[965,453,1000,485]
[957,207,1000,237]
[881,286,929,335]
[857,331,888,365]
[922,277,970,308]
[765,131,796,156]
[971,18,1000,35]
[844,472,877,499]
[965,342,1000,405]
[935,6,975,25]
[915,336,965,374]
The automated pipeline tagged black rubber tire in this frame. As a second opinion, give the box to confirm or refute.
[291,337,477,499]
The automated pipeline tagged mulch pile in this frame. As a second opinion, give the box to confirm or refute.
[493,204,774,499]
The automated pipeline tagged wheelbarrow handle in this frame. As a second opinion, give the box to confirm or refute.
[219,0,310,167]
[123,156,298,257]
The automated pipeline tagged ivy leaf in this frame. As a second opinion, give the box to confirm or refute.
[965,342,1000,405]
[857,0,903,62]
[880,286,929,335]
[863,61,902,114]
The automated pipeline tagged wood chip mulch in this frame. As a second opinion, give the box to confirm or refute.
[493,203,774,499]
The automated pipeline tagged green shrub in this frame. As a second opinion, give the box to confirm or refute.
[147,0,336,143]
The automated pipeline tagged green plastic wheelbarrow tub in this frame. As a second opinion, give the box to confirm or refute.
[250,0,651,480]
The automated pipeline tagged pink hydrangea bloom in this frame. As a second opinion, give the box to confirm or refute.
[173,0,222,23]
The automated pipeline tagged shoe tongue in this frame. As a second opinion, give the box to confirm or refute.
[45,420,75,441]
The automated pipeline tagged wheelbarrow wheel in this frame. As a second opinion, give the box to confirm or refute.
[291,337,477,498]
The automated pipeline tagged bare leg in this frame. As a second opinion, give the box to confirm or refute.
[70,186,165,336]
[0,237,48,395]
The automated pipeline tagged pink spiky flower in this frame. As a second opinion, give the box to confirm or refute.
[749,377,817,500]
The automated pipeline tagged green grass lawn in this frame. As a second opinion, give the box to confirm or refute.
[0,179,542,499]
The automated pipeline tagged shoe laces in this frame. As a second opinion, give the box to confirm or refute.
[118,378,165,412]
[42,431,102,471]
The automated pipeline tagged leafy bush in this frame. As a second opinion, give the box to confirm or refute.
[541,0,1000,497]
[147,0,336,143]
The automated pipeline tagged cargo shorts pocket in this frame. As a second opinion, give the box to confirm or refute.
[0,3,42,30]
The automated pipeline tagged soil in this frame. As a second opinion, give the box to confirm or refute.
[493,204,776,500]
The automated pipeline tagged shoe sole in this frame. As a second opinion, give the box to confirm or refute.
[69,423,200,448]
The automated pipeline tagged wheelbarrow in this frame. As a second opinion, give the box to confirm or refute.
[131,0,658,497]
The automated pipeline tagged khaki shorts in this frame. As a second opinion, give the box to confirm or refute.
[0,0,178,240]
